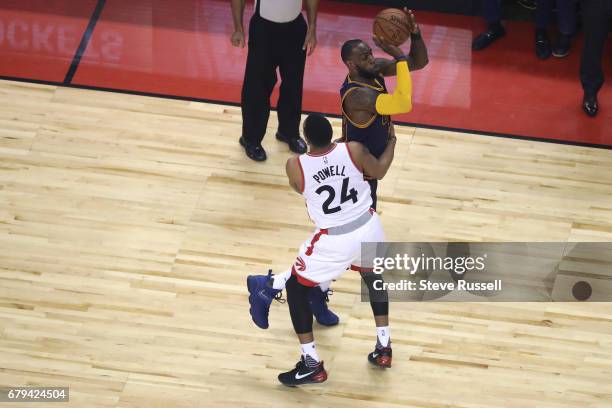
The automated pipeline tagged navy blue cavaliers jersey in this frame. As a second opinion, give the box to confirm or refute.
[340,75,393,158]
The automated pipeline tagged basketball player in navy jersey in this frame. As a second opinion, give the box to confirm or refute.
[334,10,428,344]
[341,9,428,210]
[248,113,397,385]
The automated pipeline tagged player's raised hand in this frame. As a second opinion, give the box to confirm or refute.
[403,8,420,34]
[373,35,404,59]
[231,30,245,48]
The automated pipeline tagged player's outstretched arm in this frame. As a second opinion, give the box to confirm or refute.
[406,10,429,72]
[285,157,303,194]
[373,41,413,115]
[343,56,411,120]
[348,137,397,180]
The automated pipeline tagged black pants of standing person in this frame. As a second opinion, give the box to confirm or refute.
[580,0,612,100]
[241,13,307,147]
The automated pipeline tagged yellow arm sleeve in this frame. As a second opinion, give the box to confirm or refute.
[374,60,412,115]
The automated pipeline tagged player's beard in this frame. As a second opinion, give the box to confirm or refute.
[356,65,379,80]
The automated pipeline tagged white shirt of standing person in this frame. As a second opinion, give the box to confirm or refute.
[256,0,303,23]
[230,0,317,56]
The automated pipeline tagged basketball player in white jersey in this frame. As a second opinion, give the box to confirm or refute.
[247,113,396,386]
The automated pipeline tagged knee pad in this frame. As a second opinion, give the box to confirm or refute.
[360,272,389,316]
[286,275,314,334]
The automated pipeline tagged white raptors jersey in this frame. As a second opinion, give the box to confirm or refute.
[298,143,372,229]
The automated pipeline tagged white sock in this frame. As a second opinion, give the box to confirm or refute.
[319,281,331,292]
[301,341,321,366]
[272,269,292,290]
[376,326,390,348]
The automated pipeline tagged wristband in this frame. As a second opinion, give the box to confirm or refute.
[394,55,408,62]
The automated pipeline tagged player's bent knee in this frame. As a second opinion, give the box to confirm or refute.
[363,273,389,316]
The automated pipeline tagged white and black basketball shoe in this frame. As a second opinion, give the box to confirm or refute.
[278,356,327,386]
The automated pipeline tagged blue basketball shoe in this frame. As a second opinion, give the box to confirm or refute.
[247,269,283,329]
[309,287,339,326]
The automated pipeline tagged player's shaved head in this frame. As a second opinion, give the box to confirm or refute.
[341,39,378,79]
[303,113,333,148]
[341,39,364,63]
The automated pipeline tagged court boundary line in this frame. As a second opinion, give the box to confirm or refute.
[2,75,610,151]
[64,0,107,84]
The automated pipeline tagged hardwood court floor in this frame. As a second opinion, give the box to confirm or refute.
[1,80,612,407]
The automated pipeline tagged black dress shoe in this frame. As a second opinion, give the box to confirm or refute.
[239,137,267,161]
[472,25,506,51]
[276,132,307,154]
[552,33,571,58]
[535,30,552,60]
[582,94,598,117]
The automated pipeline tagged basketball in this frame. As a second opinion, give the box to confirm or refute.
[373,8,411,46]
